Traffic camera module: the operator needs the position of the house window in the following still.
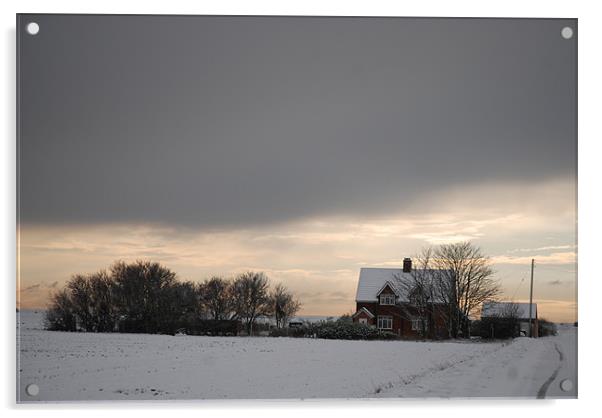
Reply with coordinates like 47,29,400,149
377,315,393,330
411,318,428,331
379,294,395,305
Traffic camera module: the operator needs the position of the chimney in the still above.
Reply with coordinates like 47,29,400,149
403,258,412,273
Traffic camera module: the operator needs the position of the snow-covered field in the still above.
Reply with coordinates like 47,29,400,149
17,310,577,402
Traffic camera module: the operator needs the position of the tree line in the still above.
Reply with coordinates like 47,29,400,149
45,260,301,336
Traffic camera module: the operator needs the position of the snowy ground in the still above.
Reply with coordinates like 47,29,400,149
17,310,577,402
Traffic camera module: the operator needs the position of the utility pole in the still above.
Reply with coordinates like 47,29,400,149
528,258,535,337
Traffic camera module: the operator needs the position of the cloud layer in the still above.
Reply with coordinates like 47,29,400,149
19,16,576,227
18,178,577,320
17,16,577,322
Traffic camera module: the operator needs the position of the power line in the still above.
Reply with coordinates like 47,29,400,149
531,264,575,273
510,275,526,301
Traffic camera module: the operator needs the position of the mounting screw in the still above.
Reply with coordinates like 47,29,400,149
560,379,573,392
26,383,39,397
26,22,40,35
561,27,573,40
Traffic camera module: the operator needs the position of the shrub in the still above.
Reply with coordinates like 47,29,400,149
267,321,398,340
270,320,399,340
269,328,289,337
538,318,558,337
314,321,398,340
117,318,242,336
44,289,77,331
479,317,519,339
469,319,482,337
377,330,399,340
269,326,308,338
336,314,353,323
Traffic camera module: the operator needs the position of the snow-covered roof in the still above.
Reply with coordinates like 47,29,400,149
481,302,537,320
352,307,375,319
355,268,445,302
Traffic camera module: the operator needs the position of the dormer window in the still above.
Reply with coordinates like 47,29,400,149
380,294,395,305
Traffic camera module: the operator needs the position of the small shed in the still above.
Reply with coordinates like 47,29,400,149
481,302,539,337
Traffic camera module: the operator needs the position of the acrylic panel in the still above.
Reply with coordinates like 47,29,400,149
16,14,577,402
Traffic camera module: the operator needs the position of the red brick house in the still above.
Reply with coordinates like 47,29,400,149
351,258,450,338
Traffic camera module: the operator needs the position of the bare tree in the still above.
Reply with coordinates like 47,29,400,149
61,270,119,332
67,274,95,331
394,247,439,338
200,276,233,320
231,272,271,335
433,242,500,338
269,283,301,329
45,288,77,331
111,260,178,333
44,260,223,334
158,280,202,330
88,270,118,332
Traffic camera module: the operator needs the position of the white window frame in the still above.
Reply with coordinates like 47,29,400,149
379,294,396,305
411,318,428,331
377,315,393,330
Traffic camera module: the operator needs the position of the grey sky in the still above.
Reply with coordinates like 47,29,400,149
18,15,576,227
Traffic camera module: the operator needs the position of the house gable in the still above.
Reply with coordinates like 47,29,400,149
355,267,448,303
376,282,399,297
352,307,375,319
355,268,406,302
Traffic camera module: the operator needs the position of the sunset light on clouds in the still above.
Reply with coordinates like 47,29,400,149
18,17,576,324
19,177,576,322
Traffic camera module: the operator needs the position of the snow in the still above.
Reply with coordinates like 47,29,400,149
355,268,410,302
355,268,447,302
380,325,577,399
17,310,577,402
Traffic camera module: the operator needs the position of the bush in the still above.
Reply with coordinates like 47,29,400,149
117,318,242,336
267,322,398,340
315,321,398,340
376,330,399,340
269,326,309,338
479,317,520,339
336,314,353,323
538,318,558,337
269,328,289,337
44,289,77,331
469,320,482,337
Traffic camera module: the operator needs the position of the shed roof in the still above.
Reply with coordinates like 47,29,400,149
481,302,537,320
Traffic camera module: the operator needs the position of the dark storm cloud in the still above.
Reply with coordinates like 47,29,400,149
18,15,576,227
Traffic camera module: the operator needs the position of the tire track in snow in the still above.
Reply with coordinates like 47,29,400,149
536,343,563,399
373,341,510,396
